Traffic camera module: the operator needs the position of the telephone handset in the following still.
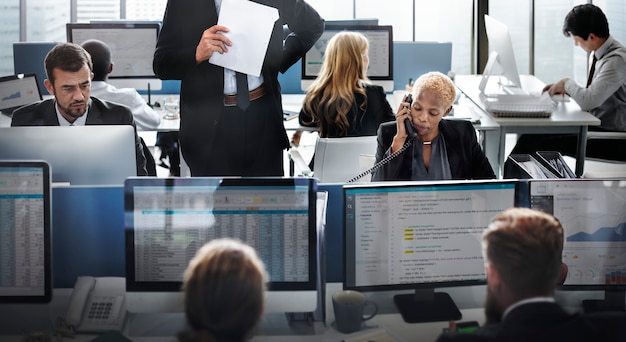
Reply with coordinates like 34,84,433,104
404,94,418,139
64,276,127,333
348,94,417,183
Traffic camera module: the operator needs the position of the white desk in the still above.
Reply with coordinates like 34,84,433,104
454,75,601,177
1,282,602,342
0,283,487,342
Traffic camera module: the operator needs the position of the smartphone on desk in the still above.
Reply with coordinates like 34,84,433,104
65,276,127,333
442,321,480,334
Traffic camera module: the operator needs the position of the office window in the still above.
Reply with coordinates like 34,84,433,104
414,1,473,74
534,0,586,85
26,2,69,42
76,0,119,22
0,0,20,76
355,0,412,41
125,0,167,20
490,0,531,76
305,0,353,21
595,0,626,48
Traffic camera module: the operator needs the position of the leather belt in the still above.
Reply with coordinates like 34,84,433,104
224,84,266,106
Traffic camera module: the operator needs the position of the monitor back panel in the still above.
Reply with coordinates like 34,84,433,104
313,136,378,183
0,126,136,185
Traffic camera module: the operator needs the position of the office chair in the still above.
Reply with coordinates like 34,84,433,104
289,136,378,183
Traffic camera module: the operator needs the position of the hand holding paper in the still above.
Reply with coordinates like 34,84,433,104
208,0,279,76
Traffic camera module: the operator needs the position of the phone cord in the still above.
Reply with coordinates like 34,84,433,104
347,139,413,183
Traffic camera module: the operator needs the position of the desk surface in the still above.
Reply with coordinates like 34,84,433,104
0,283,486,342
455,74,600,127
454,74,600,177
1,281,602,342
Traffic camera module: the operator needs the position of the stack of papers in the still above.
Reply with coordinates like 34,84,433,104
479,93,557,118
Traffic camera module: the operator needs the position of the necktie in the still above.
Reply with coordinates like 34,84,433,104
586,54,597,88
236,71,250,110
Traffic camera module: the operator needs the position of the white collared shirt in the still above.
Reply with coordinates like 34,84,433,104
55,100,88,126
214,0,264,94
502,296,556,320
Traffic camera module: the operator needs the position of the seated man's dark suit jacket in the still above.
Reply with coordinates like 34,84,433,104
436,302,626,342
11,97,148,176
371,119,495,181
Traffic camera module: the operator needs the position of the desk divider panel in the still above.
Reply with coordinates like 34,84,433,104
52,186,125,288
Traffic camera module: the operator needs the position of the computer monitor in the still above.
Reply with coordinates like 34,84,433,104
66,22,162,90
301,25,393,92
528,179,626,312
0,160,52,303
124,177,318,314
0,126,137,186
344,179,519,323
13,42,58,94
0,73,43,116
480,15,524,94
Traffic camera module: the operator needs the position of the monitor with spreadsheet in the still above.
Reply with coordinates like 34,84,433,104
66,21,162,90
301,25,393,92
124,177,318,313
344,179,519,323
0,161,51,303
528,179,626,312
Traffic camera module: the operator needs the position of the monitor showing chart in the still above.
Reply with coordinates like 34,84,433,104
528,179,626,311
124,177,318,314
0,161,51,303
301,25,393,92
0,73,43,115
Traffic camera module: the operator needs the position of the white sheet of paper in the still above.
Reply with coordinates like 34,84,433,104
208,0,279,77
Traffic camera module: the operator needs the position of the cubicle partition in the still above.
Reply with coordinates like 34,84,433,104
277,41,453,95
52,185,125,288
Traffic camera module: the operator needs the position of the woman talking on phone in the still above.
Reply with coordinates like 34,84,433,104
371,72,495,181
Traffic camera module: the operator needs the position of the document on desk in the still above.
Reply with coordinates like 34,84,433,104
208,0,279,76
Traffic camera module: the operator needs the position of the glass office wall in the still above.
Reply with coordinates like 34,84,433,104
1,1,625,87
489,0,531,76
0,0,20,76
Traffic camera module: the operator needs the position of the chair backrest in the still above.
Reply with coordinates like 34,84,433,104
313,136,378,183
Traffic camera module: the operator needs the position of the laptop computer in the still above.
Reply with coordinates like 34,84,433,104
0,73,43,116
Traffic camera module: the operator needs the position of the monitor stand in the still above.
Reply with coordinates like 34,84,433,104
582,290,626,313
394,288,462,323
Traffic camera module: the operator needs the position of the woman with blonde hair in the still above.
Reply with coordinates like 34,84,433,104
372,71,495,181
298,31,394,138
178,238,267,342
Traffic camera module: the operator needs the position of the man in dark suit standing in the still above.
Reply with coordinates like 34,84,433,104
154,0,323,176
11,42,148,176
436,207,625,342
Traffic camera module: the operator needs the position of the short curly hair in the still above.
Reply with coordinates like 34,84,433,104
412,71,456,109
